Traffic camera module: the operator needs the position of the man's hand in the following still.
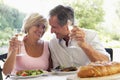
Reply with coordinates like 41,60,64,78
70,26,86,47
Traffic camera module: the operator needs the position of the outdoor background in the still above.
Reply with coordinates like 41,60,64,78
0,0,120,62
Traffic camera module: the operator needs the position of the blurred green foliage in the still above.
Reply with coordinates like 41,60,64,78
0,4,25,30
0,2,26,47
65,0,120,48
70,0,104,29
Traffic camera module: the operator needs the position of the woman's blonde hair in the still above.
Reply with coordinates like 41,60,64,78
22,13,48,34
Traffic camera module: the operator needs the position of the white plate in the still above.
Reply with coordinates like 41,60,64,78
9,72,49,79
67,73,120,80
52,70,77,75
10,74,41,79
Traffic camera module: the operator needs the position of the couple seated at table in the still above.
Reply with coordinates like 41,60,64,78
2,5,110,76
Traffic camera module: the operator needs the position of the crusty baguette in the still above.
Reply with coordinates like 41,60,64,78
77,61,120,78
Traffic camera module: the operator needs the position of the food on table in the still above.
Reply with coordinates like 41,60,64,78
16,69,44,76
77,61,120,78
61,67,77,72
55,66,77,72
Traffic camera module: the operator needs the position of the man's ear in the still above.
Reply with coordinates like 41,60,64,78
67,20,72,26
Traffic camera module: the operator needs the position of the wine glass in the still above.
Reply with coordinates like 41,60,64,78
68,24,79,49
15,30,26,56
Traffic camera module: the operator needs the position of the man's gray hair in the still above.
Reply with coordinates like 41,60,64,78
49,5,74,26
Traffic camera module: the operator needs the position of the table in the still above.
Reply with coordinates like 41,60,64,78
4,73,120,80
5,72,120,80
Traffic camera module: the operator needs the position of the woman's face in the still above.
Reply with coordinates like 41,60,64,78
28,24,45,40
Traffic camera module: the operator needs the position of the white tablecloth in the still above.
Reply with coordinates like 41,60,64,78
5,74,74,80
5,74,120,80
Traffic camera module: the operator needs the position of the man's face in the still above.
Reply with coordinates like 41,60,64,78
49,16,69,39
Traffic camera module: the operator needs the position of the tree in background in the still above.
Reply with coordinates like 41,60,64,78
116,0,120,19
63,0,120,48
115,0,120,37
69,0,104,29
0,4,25,30
0,2,25,47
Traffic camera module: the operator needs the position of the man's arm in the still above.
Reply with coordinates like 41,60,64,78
80,42,109,62
71,27,110,62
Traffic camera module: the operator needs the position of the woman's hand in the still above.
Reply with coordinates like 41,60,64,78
9,35,20,54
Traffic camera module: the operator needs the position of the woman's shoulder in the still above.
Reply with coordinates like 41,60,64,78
38,39,49,44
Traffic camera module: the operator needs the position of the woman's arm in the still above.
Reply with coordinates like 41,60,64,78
3,36,19,75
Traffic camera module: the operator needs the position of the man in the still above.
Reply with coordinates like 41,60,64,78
49,5,110,68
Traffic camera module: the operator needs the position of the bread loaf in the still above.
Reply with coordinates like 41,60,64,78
77,61,120,78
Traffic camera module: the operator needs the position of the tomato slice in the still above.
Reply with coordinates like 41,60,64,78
21,72,28,76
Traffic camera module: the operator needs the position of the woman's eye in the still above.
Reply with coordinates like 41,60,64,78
36,24,45,29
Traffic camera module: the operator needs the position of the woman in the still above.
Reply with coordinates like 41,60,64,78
3,13,52,75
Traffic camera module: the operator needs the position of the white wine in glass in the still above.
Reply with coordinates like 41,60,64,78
17,31,26,56
68,25,79,49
